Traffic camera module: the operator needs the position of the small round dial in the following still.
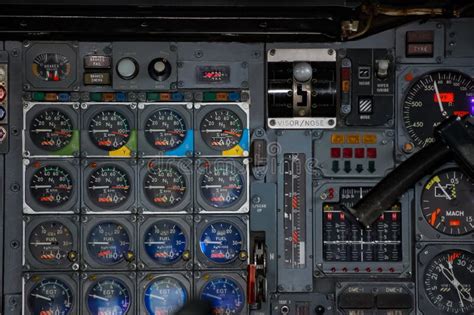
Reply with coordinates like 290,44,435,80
402,70,474,148
32,53,71,82
200,163,244,208
143,220,187,264
30,165,74,208
423,249,474,314
29,110,73,151
29,221,74,266
88,110,131,151
144,277,187,315
200,277,245,314
87,165,131,209
87,222,131,265
144,109,187,151
144,163,187,209
200,109,243,151
87,278,131,315
422,169,473,235
28,278,73,315
199,222,243,264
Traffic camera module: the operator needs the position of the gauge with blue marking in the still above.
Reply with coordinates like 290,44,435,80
28,278,73,315
200,163,244,208
143,220,187,264
143,276,187,315
87,222,131,265
145,109,187,151
87,278,131,315
200,277,244,314
199,221,243,264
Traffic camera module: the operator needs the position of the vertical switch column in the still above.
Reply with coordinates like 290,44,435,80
0,57,8,153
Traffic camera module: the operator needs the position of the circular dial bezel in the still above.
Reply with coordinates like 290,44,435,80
86,277,131,315
200,108,244,151
144,109,187,152
29,109,74,152
27,277,75,315
88,110,132,152
142,220,187,265
29,165,74,208
86,221,132,266
199,276,245,314
198,221,244,264
142,276,188,314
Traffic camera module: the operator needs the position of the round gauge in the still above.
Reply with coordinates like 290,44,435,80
402,70,474,148
30,165,73,208
88,110,131,151
199,222,243,264
200,163,244,208
422,169,474,235
32,53,71,82
28,278,73,315
87,165,131,209
200,277,245,314
29,221,74,266
29,109,73,152
423,249,474,314
144,109,187,151
87,222,131,265
144,277,187,315
87,278,131,315
144,163,187,209
143,220,187,264
200,109,244,151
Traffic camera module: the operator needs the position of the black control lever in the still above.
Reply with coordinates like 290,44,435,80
344,115,474,228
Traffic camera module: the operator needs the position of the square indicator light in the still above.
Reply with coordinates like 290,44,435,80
342,148,353,158
330,148,341,158
367,148,377,159
355,148,365,158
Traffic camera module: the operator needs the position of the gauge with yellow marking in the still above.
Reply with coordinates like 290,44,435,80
421,168,473,235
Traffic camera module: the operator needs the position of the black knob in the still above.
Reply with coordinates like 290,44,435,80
148,58,171,82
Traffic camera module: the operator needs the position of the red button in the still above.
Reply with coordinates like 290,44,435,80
0,86,6,102
330,147,341,158
342,148,353,158
367,148,377,158
355,148,364,158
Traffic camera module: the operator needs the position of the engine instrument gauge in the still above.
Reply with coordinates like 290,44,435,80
32,53,71,82
144,163,187,209
143,277,187,314
199,222,243,264
423,249,474,314
87,222,131,265
143,220,187,264
200,109,243,151
144,109,187,151
421,168,473,236
87,165,131,209
200,163,244,209
88,110,131,151
29,110,73,152
87,278,131,315
30,165,73,208
402,70,474,148
200,277,244,314
28,278,73,315
29,221,74,266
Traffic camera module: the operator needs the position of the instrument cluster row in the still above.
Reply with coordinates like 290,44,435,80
23,102,250,158
23,158,249,214
24,215,249,271
24,271,248,315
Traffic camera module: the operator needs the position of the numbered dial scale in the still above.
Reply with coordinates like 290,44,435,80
29,165,74,208
86,278,131,315
422,249,474,314
200,109,243,151
143,276,188,314
29,109,74,152
199,277,245,314
402,70,474,148
28,278,74,315
144,109,187,151
86,221,132,265
142,220,188,265
199,221,244,264
32,53,71,82
87,165,132,210
88,110,131,151
421,169,474,235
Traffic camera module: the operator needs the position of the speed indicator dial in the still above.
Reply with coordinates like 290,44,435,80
87,222,131,265
200,109,243,151
88,110,131,151
423,250,474,314
422,169,473,235
200,163,244,209
29,110,74,151
144,163,187,209
144,109,187,151
28,278,73,315
402,70,473,148
87,166,131,209
30,165,73,208
29,221,74,266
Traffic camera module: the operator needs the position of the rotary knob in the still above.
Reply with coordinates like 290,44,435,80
148,58,171,82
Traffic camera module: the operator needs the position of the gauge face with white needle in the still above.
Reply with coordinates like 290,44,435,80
87,165,131,209
30,165,74,208
421,169,473,235
402,70,473,148
200,162,244,208
87,222,131,265
144,109,187,151
199,222,243,264
423,250,474,314
144,163,187,209
143,277,187,314
200,109,243,151
28,278,73,315
143,220,187,264
87,278,131,315
29,110,74,151
29,221,74,266
88,110,131,151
